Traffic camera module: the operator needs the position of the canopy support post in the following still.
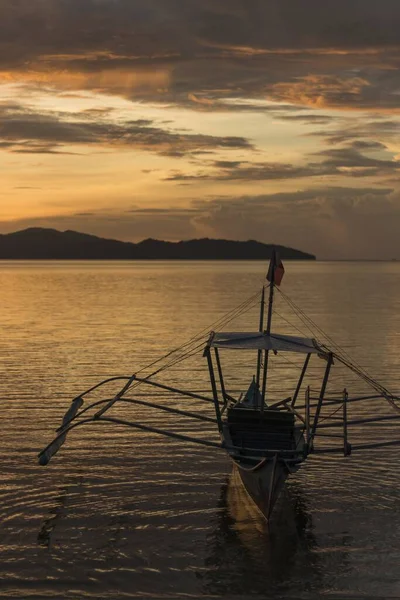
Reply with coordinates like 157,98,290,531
214,348,227,409
206,348,223,432
310,352,333,446
292,353,311,407
343,388,351,456
305,385,311,447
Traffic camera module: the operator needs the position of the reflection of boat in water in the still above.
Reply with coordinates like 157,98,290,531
226,467,308,539
202,471,322,596
39,252,400,523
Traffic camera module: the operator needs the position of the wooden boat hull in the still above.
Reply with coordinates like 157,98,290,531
224,406,305,520
233,455,295,521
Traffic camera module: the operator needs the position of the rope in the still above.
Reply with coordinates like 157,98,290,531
133,289,262,379
67,287,263,423
270,352,322,381
276,287,400,413
137,290,262,380
277,287,370,377
272,308,310,338
317,401,344,423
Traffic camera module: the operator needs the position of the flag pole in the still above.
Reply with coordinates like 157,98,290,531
266,255,275,336
255,285,265,398
261,250,276,410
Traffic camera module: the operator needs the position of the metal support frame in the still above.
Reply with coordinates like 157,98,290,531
310,352,333,443
206,348,223,432
292,353,311,407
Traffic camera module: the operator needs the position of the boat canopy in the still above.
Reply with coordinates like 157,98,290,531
209,332,327,356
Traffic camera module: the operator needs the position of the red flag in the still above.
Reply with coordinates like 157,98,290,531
266,249,285,286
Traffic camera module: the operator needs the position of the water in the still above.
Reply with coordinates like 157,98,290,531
0,260,400,599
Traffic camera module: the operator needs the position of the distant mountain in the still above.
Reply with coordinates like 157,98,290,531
0,228,316,260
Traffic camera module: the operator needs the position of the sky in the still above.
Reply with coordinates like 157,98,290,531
0,0,399,259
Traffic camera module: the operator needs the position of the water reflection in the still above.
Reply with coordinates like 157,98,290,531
1,261,400,598
37,487,67,549
204,468,350,597
37,477,84,549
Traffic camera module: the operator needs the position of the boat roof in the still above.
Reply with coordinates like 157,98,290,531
209,332,327,356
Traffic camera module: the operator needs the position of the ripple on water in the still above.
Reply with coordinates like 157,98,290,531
1,261,400,598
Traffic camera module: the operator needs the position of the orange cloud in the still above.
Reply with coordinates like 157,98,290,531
0,66,171,96
188,93,214,106
270,75,371,109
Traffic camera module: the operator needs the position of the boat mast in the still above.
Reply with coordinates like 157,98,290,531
261,250,276,410
255,286,265,397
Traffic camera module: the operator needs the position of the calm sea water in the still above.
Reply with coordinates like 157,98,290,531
0,260,399,599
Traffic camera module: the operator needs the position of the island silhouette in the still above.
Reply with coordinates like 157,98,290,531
0,228,315,260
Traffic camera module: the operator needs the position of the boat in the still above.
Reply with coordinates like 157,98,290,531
38,252,400,522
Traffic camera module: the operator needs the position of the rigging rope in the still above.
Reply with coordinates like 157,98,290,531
273,352,323,381
136,289,262,378
272,308,311,338
277,287,369,375
72,287,264,420
70,281,400,422
276,287,400,413
132,288,262,380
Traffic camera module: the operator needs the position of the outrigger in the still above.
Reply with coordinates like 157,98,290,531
39,252,400,521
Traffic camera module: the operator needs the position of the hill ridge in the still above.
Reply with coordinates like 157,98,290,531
0,228,316,260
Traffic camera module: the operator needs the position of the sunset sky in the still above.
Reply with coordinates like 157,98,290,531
0,0,399,259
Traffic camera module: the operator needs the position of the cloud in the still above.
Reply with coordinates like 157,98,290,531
164,144,400,182
191,186,400,259
274,113,338,125
312,119,400,146
165,161,326,182
313,147,400,177
1,185,399,259
13,186,42,189
269,75,371,109
0,208,201,243
350,140,387,151
1,1,399,263
0,102,252,155
0,1,399,111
